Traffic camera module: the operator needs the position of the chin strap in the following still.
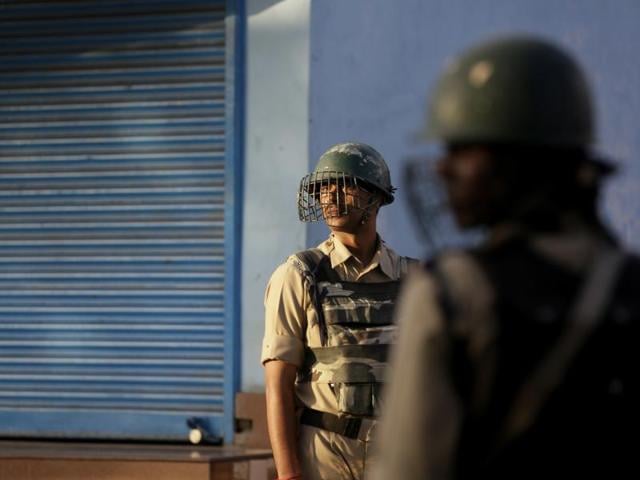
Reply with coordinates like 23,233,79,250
357,196,381,225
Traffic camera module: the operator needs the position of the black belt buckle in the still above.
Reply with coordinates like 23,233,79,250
343,417,362,439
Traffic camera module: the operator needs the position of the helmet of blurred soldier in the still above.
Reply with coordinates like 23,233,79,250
409,36,615,233
424,35,594,148
297,142,396,222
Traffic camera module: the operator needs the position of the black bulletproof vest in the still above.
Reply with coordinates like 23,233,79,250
441,242,640,479
294,248,402,417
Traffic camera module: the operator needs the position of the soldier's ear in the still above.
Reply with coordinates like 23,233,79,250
375,194,383,213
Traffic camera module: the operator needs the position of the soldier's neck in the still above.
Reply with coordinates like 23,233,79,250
331,224,379,266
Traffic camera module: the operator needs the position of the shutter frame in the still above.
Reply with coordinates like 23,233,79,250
0,0,238,441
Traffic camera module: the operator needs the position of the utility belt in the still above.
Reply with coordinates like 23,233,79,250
300,407,378,442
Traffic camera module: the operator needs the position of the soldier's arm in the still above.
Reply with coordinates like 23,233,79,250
261,261,308,479
265,360,301,479
373,267,462,479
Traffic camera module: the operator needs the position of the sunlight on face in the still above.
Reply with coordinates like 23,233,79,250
319,181,374,218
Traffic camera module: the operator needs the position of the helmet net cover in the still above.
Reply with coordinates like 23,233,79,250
297,170,379,222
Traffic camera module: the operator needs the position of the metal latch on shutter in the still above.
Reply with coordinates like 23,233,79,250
187,417,223,445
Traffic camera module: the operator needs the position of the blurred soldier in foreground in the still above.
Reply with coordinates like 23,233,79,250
374,36,639,479
262,142,415,480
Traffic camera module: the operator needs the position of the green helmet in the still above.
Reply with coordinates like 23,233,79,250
297,142,396,222
425,36,594,147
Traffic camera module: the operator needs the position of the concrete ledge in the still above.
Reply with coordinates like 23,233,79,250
0,441,274,480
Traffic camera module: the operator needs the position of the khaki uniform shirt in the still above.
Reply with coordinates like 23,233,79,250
262,234,410,416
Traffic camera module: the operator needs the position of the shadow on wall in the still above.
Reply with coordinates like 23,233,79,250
247,0,287,16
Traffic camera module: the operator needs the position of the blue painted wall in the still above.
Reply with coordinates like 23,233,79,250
308,0,640,258
241,0,640,390
242,0,310,391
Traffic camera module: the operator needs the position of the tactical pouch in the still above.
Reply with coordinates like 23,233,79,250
335,382,382,417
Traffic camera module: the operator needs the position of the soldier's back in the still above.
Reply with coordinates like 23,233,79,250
453,239,640,478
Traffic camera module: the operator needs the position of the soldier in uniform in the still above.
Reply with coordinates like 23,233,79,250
374,36,639,479
262,142,414,480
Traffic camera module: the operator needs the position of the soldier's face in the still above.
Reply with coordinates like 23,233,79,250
437,145,504,227
319,182,378,230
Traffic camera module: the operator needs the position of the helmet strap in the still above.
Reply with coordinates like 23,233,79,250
356,195,381,225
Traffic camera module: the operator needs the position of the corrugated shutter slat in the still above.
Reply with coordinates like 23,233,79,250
0,0,229,439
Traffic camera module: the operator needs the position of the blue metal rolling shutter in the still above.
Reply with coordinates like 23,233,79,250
0,0,234,440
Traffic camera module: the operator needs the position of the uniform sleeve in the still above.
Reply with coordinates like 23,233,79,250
372,268,462,480
261,260,308,368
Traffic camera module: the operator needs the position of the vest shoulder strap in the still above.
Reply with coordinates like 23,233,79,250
498,246,627,446
291,248,324,276
291,248,332,345
291,248,341,284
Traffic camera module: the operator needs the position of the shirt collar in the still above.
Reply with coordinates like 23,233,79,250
326,234,353,268
327,234,395,278
376,239,395,278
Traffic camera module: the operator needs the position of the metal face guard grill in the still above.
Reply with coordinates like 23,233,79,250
403,158,445,247
297,171,362,222
403,156,484,253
